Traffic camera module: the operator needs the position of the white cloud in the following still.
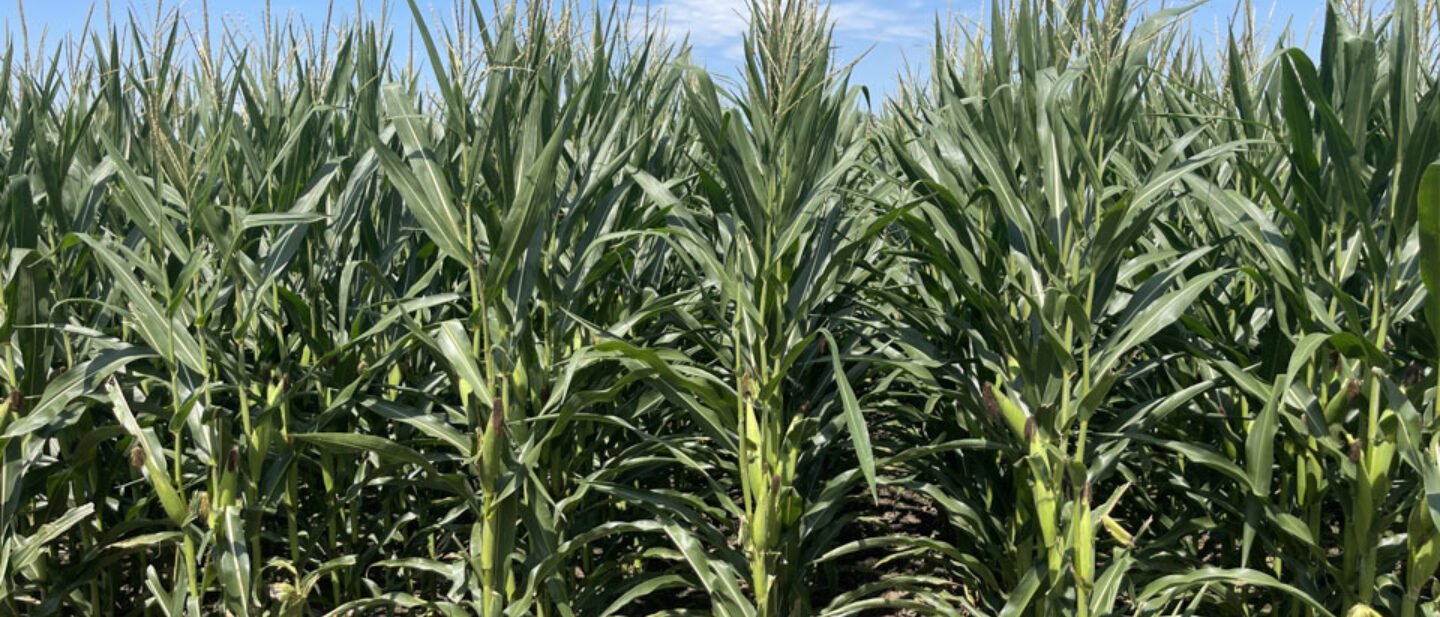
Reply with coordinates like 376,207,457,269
654,0,750,49
652,0,929,58
829,2,929,43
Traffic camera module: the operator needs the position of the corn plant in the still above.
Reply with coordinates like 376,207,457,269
880,0,1440,616
883,2,1251,614
1,0,1439,616
616,2,906,614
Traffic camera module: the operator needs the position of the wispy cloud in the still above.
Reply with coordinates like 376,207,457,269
653,0,749,48
829,2,930,43
652,0,930,59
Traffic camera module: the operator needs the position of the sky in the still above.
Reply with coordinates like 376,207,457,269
2,0,1327,97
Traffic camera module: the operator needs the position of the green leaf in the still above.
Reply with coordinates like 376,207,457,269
430,320,491,411
216,506,252,617
372,88,471,266
820,330,876,500
997,563,1043,617
10,503,94,571
1419,163,1440,349
1137,567,1333,617
106,380,188,524
2,346,156,438
292,433,440,478
1094,269,1230,377
74,234,206,374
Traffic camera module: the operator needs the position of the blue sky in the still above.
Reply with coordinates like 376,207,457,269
3,0,1326,96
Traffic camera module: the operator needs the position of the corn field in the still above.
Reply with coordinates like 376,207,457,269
2,0,1440,615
